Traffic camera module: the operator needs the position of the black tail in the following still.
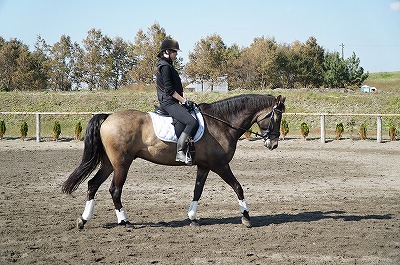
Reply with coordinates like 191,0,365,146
62,113,110,194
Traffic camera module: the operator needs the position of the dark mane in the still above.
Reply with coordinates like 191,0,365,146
198,94,276,117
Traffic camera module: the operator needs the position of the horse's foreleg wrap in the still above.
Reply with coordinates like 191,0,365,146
188,201,198,220
115,207,129,224
238,199,249,213
82,199,95,220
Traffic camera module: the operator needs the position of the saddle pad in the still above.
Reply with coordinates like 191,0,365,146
148,108,205,143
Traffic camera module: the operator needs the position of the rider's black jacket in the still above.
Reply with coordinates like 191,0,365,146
156,58,183,107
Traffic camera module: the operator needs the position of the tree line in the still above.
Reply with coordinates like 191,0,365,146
0,23,368,91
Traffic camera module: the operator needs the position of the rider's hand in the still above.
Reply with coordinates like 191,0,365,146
183,99,195,110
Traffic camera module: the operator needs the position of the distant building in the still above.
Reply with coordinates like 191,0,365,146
361,85,377,93
186,76,228,92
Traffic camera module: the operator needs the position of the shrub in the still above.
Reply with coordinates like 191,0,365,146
53,121,61,141
20,122,28,140
300,122,309,139
0,120,6,139
335,122,344,140
359,123,367,140
280,119,289,140
389,124,397,141
74,121,83,140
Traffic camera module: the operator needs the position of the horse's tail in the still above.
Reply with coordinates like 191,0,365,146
62,113,110,194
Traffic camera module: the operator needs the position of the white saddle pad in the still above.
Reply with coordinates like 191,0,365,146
148,107,205,143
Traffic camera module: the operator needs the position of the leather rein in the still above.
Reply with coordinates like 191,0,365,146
200,106,282,139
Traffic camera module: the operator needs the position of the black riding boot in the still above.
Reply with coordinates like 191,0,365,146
176,132,192,165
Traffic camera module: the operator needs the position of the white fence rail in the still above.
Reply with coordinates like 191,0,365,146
1,112,400,143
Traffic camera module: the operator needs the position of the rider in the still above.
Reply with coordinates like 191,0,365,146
156,39,198,165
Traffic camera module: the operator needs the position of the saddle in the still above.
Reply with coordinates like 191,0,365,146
148,106,205,143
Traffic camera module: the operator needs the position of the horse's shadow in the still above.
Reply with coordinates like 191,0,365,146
102,210,393,229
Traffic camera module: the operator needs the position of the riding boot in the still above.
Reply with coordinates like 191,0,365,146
176,132,192,165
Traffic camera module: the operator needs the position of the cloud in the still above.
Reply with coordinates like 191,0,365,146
390,1,400,11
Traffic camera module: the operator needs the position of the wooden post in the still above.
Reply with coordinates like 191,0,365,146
320,114,326,143
377,116,382,143
36,113,41,142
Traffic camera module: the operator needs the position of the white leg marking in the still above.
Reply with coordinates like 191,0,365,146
81,199,95,220
115,207,129,223
188,201,198,220
238,199,250,213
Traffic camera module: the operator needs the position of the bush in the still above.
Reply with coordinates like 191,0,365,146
74,121,83,140
280,119,289,140
53,121,61,141
335,122,344,140
389,124,397,141
359,123,367,140
20,122,28,140
0,120,6,139
300,122,310,139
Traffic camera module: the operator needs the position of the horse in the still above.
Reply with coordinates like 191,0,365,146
62,94,286,229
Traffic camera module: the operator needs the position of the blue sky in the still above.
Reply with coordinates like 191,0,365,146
0,0,399,73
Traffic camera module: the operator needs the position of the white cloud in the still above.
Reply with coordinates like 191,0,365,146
390,1,400,11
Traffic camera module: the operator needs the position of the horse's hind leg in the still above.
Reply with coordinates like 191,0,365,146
109,165,133,228
213,164,252,228
77,158,113,229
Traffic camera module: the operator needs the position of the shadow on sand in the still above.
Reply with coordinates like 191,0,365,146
102,210,393,229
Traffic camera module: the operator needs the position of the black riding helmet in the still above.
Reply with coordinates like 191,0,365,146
160,39,180,53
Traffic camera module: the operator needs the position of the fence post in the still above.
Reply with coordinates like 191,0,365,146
320,114,326,143
36,113,41,142
377,116,382,143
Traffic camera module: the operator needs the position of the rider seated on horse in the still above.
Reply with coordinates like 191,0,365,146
156,39,198,165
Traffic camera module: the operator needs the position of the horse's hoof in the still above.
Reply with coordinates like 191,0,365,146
189,219,200,226
241,217,252,228
76,218,86,229
119,220,134,229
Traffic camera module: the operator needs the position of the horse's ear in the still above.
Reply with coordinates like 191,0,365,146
276,95,285,105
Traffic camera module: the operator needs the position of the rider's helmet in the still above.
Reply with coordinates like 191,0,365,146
160,39,180,52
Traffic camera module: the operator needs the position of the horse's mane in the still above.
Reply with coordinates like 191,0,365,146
199,94,276,118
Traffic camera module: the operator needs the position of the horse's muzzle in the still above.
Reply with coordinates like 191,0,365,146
264,138,278,150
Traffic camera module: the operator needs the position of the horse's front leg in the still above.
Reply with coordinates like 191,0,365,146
213,164,252,228
188,165,210,226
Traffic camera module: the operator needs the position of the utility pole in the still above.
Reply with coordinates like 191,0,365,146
340,43,345,59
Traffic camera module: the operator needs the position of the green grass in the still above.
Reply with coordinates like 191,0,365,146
364,71,400,92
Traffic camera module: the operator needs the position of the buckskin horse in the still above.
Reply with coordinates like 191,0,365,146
62,94,285,228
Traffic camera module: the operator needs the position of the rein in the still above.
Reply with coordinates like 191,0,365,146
200,109,276,139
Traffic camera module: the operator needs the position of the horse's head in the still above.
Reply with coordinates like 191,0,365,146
257,95,286,150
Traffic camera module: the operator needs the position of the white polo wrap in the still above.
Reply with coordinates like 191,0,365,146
115,207,129,223
238,199,249,213
82,199,95,220
188,201,198,220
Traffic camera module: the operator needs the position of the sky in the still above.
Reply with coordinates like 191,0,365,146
0,0,399,73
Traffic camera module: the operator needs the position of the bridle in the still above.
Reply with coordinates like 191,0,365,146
257,105,282,140
201,105,282,141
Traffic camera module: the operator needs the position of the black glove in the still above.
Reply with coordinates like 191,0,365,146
183,99,195,110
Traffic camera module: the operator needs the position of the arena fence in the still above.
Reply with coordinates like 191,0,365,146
0,112,399,143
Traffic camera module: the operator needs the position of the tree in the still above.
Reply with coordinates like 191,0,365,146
107,37,134,89
31,35,49,90
128,23,169,84
81,28,110,90
47,35,74,91
0,39,26,91
323,51,348,88
185,34,227,90
346,52,369,87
